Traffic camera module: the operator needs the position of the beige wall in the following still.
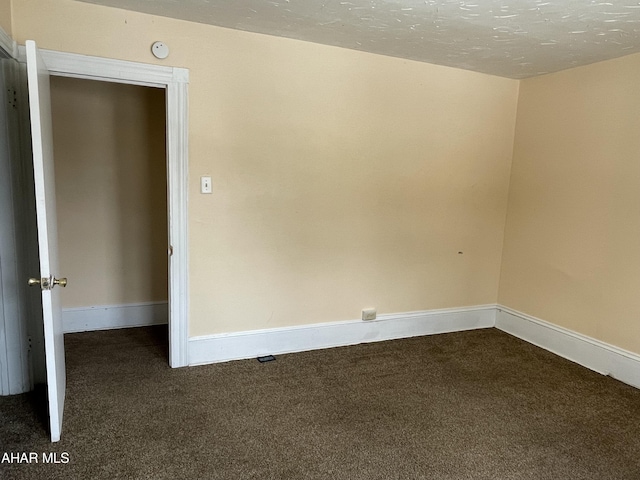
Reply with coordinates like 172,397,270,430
0,0,10,36
50,76,167,308
499,53,640,355
14,0,519,336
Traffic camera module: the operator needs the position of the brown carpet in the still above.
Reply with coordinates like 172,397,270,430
1,326,640,479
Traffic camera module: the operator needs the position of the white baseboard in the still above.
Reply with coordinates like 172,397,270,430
188,305,496,366
65,299,638,390
63,302,168,334
496,305,640,390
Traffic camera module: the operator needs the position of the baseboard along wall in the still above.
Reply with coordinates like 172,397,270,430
190,304,640,390
62,302,168,334
495,305,640,390
188,306,497,365
63,301,640,390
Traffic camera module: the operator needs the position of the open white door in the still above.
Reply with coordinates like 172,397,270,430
25,40,66,443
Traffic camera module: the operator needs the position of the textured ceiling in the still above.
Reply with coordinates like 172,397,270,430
76,0,640,78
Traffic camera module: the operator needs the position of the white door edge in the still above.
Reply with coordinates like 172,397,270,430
26,40,66,442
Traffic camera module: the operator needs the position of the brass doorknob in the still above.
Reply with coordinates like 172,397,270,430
28,277,67,288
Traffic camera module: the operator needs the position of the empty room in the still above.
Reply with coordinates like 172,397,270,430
1,0,639,478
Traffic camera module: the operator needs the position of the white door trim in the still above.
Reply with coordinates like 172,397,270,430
0,26,17,59
19,47,190,367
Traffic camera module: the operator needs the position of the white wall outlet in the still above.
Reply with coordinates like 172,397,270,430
200,176,212,194
362,308,377,321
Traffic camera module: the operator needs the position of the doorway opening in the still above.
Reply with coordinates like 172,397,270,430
50,77,170,361
7,44,187,442
29,48,190,370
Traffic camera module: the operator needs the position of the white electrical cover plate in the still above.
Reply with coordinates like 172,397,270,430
362,308,377,321
151,41,169,59
200,176,212,194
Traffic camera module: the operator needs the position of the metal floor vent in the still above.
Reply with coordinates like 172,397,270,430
257,355,276,363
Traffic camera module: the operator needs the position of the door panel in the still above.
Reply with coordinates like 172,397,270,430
26,39,66,443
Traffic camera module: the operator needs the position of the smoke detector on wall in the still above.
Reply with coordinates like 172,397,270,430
151,41,169,59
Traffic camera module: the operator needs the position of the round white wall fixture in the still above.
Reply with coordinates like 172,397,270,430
151,41,169,59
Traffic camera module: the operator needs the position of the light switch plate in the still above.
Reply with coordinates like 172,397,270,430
200,176,212,194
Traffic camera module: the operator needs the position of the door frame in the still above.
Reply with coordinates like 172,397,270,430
0,33,30,396
0,27,17,59
18,47,190,368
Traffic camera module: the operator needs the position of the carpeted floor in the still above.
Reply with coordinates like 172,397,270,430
1,326,640,479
